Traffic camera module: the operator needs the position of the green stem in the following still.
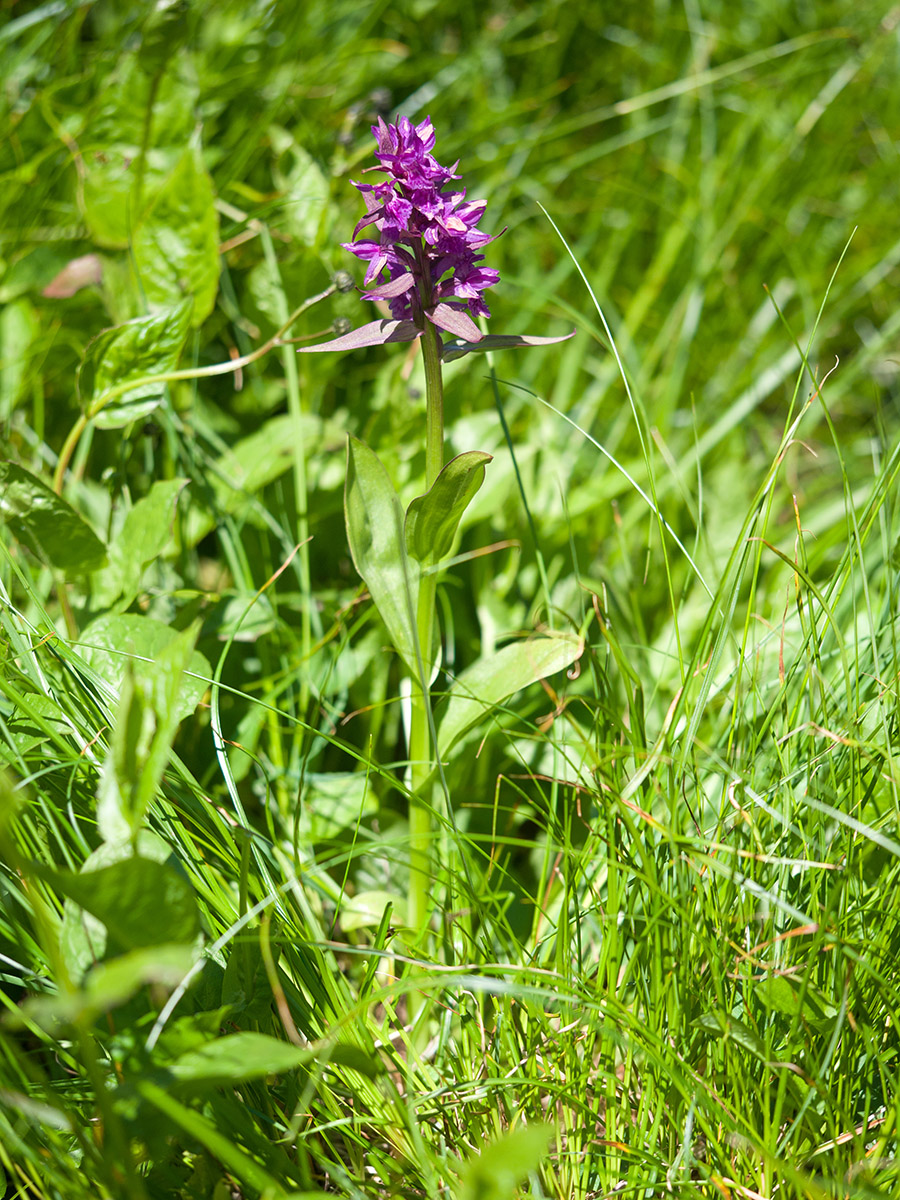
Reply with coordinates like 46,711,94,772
407,320,444,1029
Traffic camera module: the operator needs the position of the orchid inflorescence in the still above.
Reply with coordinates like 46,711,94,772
346,115,499,342
299,115,574,360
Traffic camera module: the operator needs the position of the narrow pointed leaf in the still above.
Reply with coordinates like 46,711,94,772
441,328,577,362
426,303,483,341
297,318,421,353
344,437,420,674
437,631,582,759
405,450,492,565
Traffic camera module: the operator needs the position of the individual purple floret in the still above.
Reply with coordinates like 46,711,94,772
341,115,500,342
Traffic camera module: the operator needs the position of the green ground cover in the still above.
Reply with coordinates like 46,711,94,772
2,1,900,1196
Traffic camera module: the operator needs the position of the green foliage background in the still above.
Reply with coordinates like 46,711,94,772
2,1,900,1197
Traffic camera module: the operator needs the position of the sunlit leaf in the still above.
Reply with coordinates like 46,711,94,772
132,146,220,325
272,130,331,247
93,477,188,608
37,855,201,952
96,622,201,843
405,450,492,565
76,613,210,721
457,1124,553,1200
77,299,192,428
437,632,582,759
344,436,420,675
0,460,107,571
0,298,39,414
168,1031,381,1085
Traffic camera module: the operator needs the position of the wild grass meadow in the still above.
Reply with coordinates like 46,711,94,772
2,2,900,1197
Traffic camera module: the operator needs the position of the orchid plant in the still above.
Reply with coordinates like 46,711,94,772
299,116,577,1024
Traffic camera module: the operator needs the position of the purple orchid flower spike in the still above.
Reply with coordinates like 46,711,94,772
298,115,574,356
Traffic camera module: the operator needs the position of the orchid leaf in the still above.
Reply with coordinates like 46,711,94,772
426,303,483,341
297,318,421,353
440,328,577,362
344,436,420,675
436,631,582,760
362,273,416,299
405,451,492,566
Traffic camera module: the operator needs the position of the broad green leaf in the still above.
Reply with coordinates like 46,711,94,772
77,613,210,722
81,145,158,247
0,460,107,572
132,146,220,325
39,855,201,953
344,436,420,675
339,890,408,933
0,297,39,415
96,622,201,843
170,1032,316,1084
77,299,192,428
405,450,492,565
437,632,582,760
299,772,377,840
61,831,173,978
693,1012,766,1059
168,1031,380,1085
204,592,277,642
17,944,195,1030
272,132,331,247
755,974,836,1021
93,477,188,607
457,1124,553,1200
